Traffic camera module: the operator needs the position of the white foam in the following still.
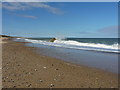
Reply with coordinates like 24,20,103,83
17,38,120,53
54,40,119,50
16,38,21,39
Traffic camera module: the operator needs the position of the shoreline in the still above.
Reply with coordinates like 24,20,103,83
33,46,118,74
26,41,118,74
2,39,118,88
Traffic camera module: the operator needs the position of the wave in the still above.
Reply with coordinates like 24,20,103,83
16,38,120,53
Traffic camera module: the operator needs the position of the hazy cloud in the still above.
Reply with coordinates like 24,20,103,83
0,2,2,7
77,26,118,38
79,26,118,35
3,0,41,2
98,26,118,35
2,2,64,15
78,31,95,35
12,13,38,19
2,0,119,2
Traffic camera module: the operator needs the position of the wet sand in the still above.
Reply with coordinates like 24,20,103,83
2,39,118,88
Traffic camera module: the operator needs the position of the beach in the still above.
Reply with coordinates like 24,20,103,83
2,39,118,88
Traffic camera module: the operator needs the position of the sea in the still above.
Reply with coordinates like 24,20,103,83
15,38,119,73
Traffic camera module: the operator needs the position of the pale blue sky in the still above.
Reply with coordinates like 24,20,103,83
2,2,118,38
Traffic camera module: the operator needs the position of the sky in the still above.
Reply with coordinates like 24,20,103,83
2,2,118,38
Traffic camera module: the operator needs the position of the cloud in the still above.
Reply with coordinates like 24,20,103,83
98,26,118,35
79,26,118,35
20,15,38,19
0,2,2,7
2,2,64,15
77,26,118,38
12,13,38,19
3,0,41,2
2,0,119,2
78,31,94,35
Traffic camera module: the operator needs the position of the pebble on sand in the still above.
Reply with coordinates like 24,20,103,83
39,80,43,82
43,67,47,69
58,74,61,76
26,84,32,87
13,86,16,88
50,84,54,87
55,69,59,70
28,72,31,74
34,69,37,71
54,78,57,81
6,77,8,79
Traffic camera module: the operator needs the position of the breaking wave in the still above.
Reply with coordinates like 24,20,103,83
16,38,120,53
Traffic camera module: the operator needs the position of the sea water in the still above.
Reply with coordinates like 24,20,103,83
15,38,119,73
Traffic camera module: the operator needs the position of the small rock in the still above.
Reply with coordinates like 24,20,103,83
54,78,57,81
6,77,8,79
96,78,98,80
50,84,54,87
58,74,61,76
17,64,21,66
43,67,47,69
8,80,10,82
55,69,59,70
3,80,5,82
34,69,37,71
39,80,43,82
13,86,16,88
11,79,14,82
27,84,32,87
26,82,28,84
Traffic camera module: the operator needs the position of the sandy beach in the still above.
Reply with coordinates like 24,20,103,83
2,39,118,88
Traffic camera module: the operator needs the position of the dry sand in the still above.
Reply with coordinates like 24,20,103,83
2,39,118,88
